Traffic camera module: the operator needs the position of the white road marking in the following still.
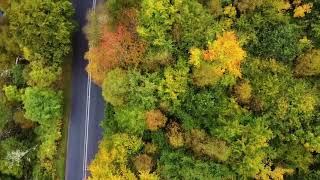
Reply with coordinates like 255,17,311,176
83,0,97,179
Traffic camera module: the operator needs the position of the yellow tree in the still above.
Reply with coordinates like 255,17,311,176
190,31,246,87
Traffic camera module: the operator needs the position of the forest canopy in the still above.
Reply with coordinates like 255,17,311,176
0,0,75,179
85,0,320,179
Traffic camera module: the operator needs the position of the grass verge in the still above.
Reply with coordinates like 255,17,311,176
56,52,73,180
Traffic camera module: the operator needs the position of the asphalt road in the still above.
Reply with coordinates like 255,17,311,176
65,0,105,179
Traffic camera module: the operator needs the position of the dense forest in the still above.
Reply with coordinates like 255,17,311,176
0,0,75,179
84,0,320,179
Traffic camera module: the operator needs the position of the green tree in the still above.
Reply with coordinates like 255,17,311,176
22,87,63,123
102,68,129,106
158,150,235,179
8,0,75,64
0,100,11,132
114,106,146,135
3,85,21,102
27,61,61,87
0,138,27,178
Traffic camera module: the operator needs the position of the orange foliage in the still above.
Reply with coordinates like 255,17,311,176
85,25,147,85
145,109,168,131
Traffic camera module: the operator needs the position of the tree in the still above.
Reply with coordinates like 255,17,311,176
158,150,235,179
185,129,230,161
243,10,301,63
8,0,75,64
166,122,185,148
88,133,143,180
0,138,27,178
85,26,147,85
114,106,146,135
3,85,21,102
102,68,129,106
27,61,61,87
22,87,63,124
137,0,176,51
191,31,246,87
145,109,167,131
158,59,189,109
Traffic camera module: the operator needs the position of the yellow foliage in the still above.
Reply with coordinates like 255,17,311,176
203,31,246,78
234,81,252,104
139,171,160,180
223,5,237,18
192,62,225,87
256,166,294,180
189,47,202,68
294,3,313,18
88,133,142,180
270,0,291,11
144,143,157,155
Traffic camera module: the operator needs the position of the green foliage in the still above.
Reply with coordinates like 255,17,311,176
102,68,129,106
11,64,26,87
137,0,175,51
89,0,320,179
158,59,189,109
27,61,61,87
114,106,146,135
240,10,301,62
158,150,235,179
0,138,27,178
126,71,159,110
0,100,11,132
3,85,21,102
8,0,75,64
172,0,218,51
106,0,140,25
22,87,63,124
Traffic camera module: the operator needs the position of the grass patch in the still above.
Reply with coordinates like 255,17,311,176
55,52,73,180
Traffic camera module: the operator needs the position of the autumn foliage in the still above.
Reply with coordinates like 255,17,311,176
191,31,246,87
85,25,147,85
145,109,168,131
